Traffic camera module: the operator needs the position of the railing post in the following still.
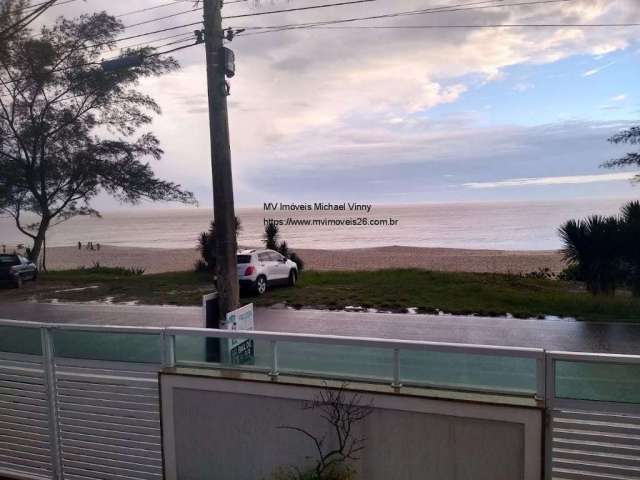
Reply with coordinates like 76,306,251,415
161,330,176,368
391,348,402,390
41,327,63,480
544,352,555,480
269,340,279,378
536,355,546,402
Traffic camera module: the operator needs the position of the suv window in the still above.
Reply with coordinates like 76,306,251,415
258,253,270,262
271,252,284,262
237,255,252,264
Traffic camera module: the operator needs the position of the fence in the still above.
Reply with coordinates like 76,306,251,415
0,319,638,480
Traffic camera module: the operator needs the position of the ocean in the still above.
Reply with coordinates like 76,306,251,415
0,198,634,251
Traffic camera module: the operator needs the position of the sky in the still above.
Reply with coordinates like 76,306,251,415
38,0,640,208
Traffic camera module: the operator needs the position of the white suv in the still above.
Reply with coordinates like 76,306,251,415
237,249,299,295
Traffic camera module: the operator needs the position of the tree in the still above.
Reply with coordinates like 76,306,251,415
273,384,373,480
559,215,620,295
0,10,195,265
0,1,59,47
619,201,640,296
196,217,242,274
603,127,640,178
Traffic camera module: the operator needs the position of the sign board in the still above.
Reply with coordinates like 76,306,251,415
222,304,254,365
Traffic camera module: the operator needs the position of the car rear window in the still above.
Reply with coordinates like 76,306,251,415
0,256,18,265
237,255,252,264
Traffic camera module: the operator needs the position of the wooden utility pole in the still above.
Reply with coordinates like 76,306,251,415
203,0,240,322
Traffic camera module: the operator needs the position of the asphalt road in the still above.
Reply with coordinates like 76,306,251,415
0,302,638,354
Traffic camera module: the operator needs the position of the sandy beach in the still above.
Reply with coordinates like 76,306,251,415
41,245,565,275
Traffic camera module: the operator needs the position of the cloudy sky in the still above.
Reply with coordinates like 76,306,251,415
41,0,640,208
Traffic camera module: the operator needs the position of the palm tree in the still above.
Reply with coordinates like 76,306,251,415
559,215,620,295
197,217,242,273
620,201,640,296
263,223,280,250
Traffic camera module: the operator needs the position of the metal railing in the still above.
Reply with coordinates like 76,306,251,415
0,318,639,480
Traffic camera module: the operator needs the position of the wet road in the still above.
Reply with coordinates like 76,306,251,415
0,302,638,354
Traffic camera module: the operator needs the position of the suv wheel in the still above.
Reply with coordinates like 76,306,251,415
288,270,297,287
255,276,267,295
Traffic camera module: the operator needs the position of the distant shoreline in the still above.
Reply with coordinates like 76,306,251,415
42,245,565,275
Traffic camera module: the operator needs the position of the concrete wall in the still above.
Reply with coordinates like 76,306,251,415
161,374,542,480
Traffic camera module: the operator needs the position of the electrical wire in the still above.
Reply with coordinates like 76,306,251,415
21,0,78,12
123,7,201,30
234,0,577,34
118,0,379,32
115,1,193,18
116,31,196,51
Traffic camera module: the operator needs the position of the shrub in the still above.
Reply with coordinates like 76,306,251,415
525,268,555,280
196,217,241,273
559,215,620,295
264,222,280,250
271,385,372,480
289,252,305,272
557,264,583,282
263,224,305,274
619,201,640,296
82,263,145,276
277,241,289,258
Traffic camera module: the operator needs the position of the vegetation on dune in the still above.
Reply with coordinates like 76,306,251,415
196,217,242,274
3,268,639,322
264,222,305,271
559,201,640,296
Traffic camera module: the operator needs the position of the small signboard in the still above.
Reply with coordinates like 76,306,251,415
222,304,254,365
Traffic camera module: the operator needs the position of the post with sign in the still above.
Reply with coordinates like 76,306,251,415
221,303,255,365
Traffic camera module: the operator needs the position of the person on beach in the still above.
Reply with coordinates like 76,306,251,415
97,243,101,251
78,241,82,250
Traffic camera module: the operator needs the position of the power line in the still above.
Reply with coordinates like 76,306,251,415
0,0,60,39
234,0,577,34
115,1,193,18
116,31,196,51
123,7,201,30
21,0,78,12
282,22,640,31
120,0,380,32
52,0,380,50
222,0,377,20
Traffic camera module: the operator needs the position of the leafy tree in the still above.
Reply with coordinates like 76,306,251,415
559,215,620,295
264,222,280,250
619,201,640,296
196,217,242,274
0,9,194,264
0,0,59,48
603,127,640,178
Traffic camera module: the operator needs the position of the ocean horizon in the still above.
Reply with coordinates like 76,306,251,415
0,197,635,251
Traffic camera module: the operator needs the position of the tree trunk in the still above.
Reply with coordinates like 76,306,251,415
29,218,50,266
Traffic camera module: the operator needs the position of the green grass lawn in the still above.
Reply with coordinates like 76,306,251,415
3,267,639,322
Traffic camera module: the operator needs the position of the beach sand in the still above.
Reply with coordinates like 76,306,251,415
42,245,565,275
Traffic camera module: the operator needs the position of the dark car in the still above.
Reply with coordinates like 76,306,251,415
0,254,37,288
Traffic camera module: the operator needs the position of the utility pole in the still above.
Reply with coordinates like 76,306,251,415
203,0,240,323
